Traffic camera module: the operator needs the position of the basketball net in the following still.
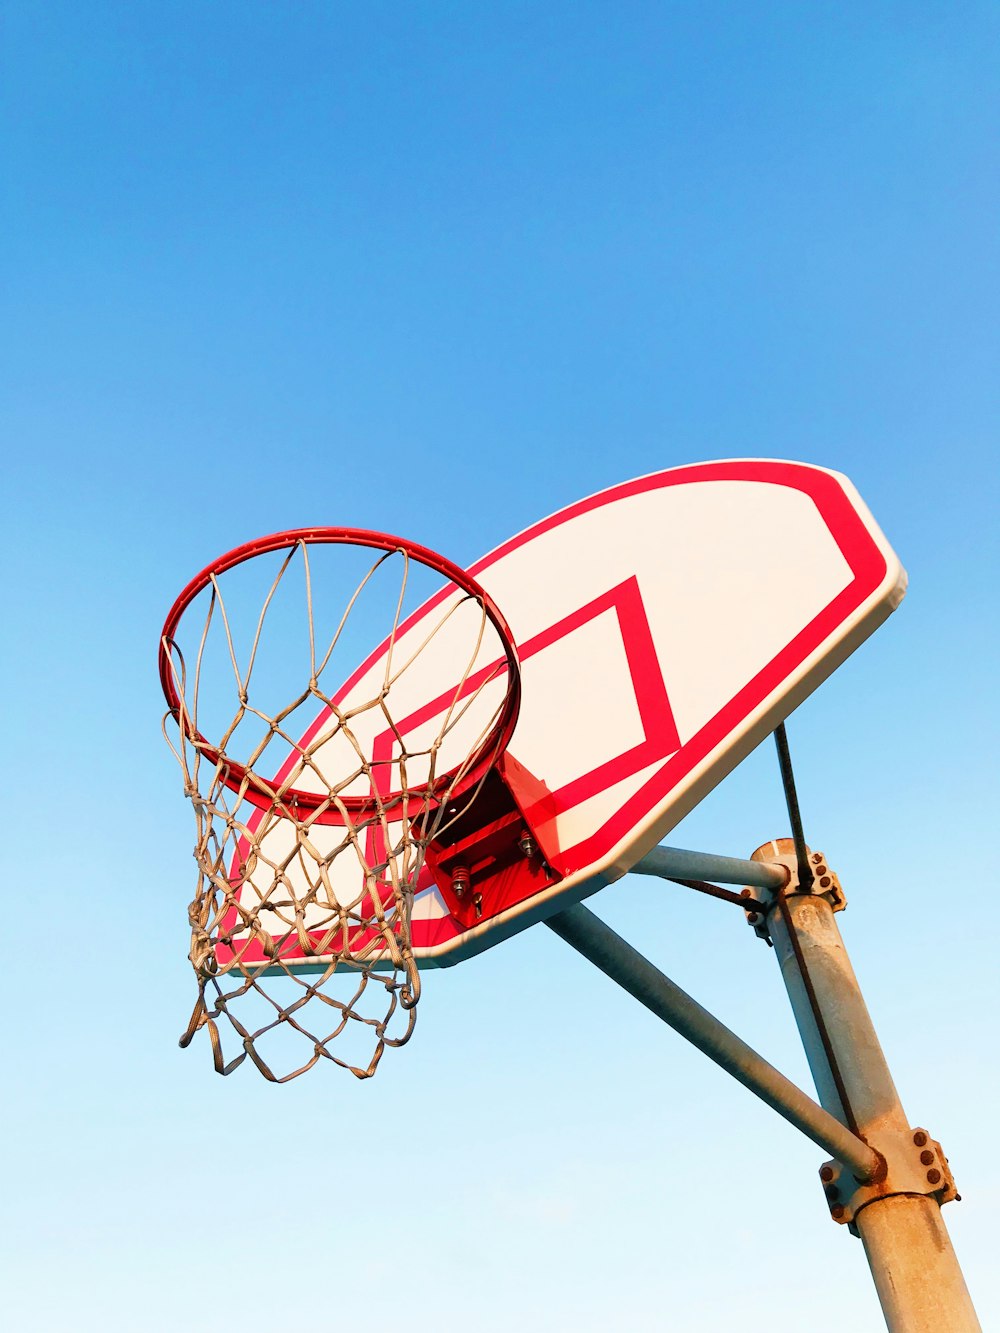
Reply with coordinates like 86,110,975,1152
160,532,519,1081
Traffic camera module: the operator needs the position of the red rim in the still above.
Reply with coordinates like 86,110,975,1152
159,527,521,818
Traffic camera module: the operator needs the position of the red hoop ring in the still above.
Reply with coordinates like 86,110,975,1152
159,527,521,818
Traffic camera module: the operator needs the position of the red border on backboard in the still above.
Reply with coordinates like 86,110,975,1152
472,461,888,876
222,460,893,962
219,575,680,964
368,575,680,822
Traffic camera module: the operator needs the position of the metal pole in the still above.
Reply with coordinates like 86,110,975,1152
546,902,881,1180
773,723,815,892
631,843,788,890
759,846,980,1333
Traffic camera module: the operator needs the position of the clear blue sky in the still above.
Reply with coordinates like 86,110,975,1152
1,4,997,1330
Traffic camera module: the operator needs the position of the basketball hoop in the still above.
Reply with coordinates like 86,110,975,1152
160,528,520,1082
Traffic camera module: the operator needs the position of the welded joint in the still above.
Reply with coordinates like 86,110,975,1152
819,1126,960,1236
742,840,846,945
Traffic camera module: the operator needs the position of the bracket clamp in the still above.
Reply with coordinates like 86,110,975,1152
742,840,845,945
819,1126,960,1235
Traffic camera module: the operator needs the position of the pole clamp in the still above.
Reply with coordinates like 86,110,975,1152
742,840,846,945
819,1126,960,1235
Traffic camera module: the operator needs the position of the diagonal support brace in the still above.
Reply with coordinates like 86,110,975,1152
546,901,881,1181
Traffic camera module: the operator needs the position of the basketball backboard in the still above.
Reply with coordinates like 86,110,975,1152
217,459,905,969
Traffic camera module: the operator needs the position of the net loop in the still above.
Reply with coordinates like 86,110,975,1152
160,529,519,1082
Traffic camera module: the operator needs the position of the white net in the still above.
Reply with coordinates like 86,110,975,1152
160,534,518,1081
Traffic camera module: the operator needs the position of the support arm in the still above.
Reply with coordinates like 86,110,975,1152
631,843,787,891
546,901,881,1181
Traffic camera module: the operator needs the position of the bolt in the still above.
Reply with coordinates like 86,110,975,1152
812,853,822,863
740,888,752,898
747,913,759,924
832,1205,845,1220
451,865,470,898
819,1165,835,1183
518,828,537,859
920,1149,935,1166
825,1185,840,1202
913,1131,928,1148
819,875,831,888
927,1169,941,1185
473,893,483,919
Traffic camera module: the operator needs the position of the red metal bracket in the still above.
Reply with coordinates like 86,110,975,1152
423,753,563,928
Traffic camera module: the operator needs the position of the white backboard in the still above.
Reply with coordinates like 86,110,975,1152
228,459,906,967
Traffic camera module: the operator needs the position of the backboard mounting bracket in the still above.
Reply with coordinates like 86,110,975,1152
423,753,563,928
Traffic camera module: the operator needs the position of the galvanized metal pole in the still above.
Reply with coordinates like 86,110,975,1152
546,901,881,1179
755,841,981,1333
632,843,788,891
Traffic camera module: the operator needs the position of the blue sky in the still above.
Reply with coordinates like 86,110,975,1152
1,4,997,1329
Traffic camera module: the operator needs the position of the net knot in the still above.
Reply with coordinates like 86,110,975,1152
189,929,219,978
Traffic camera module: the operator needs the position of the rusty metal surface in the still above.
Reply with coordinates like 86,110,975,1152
755,841,980,1332
820,1127,959,1229
672,876,769,912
